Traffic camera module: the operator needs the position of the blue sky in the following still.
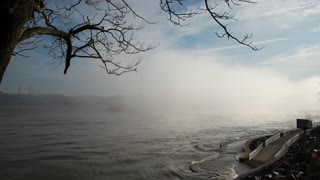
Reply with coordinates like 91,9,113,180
2,0,320,113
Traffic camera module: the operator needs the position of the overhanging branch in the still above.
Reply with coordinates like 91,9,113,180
19,26,69,42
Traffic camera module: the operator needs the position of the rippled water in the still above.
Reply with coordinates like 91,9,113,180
0,109,310,179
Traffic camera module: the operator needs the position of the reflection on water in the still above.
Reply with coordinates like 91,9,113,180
0,109,309,179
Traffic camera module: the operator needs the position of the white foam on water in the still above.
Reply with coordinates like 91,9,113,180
230,164,238,179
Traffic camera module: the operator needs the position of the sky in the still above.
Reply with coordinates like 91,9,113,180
2,0,320,113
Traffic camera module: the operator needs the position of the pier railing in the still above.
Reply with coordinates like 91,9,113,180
275,132,301,157
264,133,281,147
241,120,320,162
248,143,263,160
274,121,319,157
243,129,284,138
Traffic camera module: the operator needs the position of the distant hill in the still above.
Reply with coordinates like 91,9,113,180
0,92,132,112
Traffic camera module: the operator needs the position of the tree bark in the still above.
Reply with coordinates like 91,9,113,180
0,0,35,83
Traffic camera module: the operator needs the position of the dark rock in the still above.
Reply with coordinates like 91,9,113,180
296,152,313,163
287,174,297,180
295,171,303,178
264,173,272,179
272,170,280,177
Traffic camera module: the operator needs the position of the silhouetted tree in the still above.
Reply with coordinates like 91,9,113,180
0,0,258,83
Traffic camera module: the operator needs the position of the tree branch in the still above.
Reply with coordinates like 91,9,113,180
14,0,261,79
19,26,69,42
204,0,261,51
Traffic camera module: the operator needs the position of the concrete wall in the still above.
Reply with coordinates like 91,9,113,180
275,132,301,158
248,143,263,160
236,132,302,180
264,133,281,147
239,135,270,162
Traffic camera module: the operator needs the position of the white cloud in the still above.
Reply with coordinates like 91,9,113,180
260,45,320,76
311,25,320,32
199,37,288,52
237,0,320,29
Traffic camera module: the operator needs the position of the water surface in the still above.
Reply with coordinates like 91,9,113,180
0,108,311,179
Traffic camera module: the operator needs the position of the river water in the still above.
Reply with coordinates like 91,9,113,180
0,109,313,179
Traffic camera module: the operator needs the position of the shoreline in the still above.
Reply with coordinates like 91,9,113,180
236,127,320,179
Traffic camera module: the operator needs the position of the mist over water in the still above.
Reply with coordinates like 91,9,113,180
0,97,318,180
1,49,320,179
35,49,319,116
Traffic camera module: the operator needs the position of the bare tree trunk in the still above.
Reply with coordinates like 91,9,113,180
0,0,34,83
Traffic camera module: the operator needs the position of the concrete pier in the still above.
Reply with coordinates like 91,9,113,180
245,129,301,167
236,119,320,179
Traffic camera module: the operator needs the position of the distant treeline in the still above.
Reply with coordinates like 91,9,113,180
0,92,130,112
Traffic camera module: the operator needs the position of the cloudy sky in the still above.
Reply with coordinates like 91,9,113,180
2,0,320,113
